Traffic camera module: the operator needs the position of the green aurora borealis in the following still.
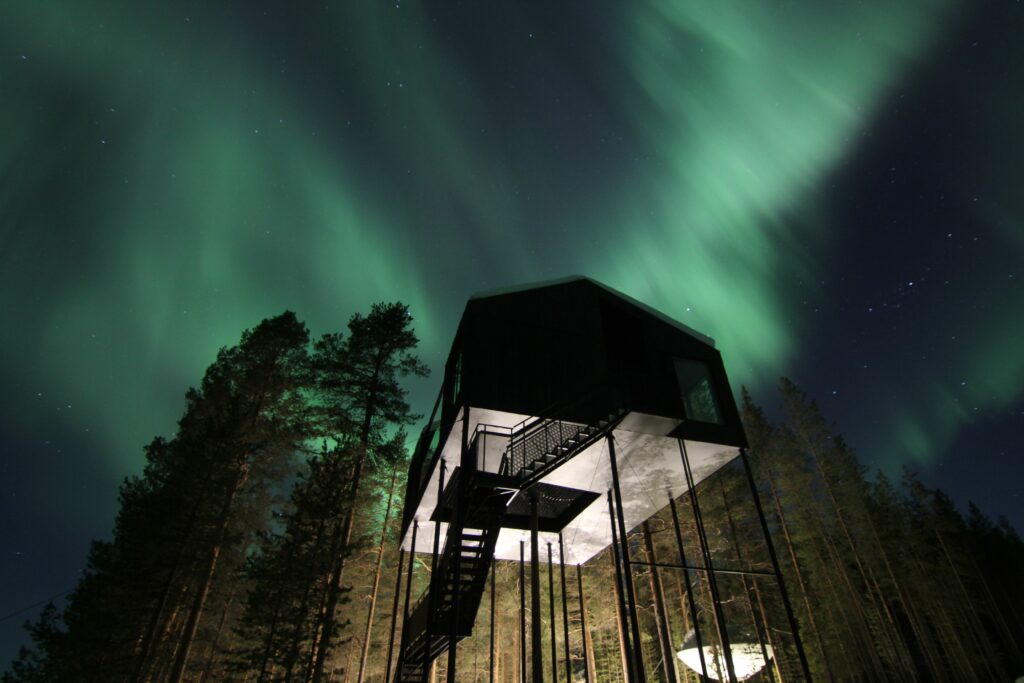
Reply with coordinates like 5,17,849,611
1,0,1022,659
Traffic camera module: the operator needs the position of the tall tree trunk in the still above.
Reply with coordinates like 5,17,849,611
493,619,501,683
763,465,834,681
168,465,247,683
579,568,596,683
279,535,323,680
356,467,398,683
311,353,385,682
967,553,1024,666
198,588,235,683
904,543,972,680
865,513,944,681
146,578,193,682
612,565,631,683
672,573,694,683
934,529,1003,680
299,462,356,679
751,577,783,683
133,481,210,683
821,529,885,680
305,574,333,680
811,551,854,674
256,541,306,683
642,523,677,683
718,481,773,683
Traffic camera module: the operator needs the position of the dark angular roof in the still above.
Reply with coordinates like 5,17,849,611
470,275,715,347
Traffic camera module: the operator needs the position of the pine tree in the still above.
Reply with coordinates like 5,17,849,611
307,302,428,681
355,446,404,683
5,313,314,683
232,442,358,682
166,312,312,683
12,342,1024,683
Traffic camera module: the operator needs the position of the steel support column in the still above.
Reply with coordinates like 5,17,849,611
447,409,473,683
667,497,709,682
520,541,527,683
642,521,678,683
530,496,543,682
385,547,405,683
446,476,461,683
558,534,571,683
608,491,635,682
608,436,646,683
396,521,418,682
576,565,591,683
424,461,447,682
739,447,812,680
548,542,558,683
678,438,737,682
490,559,496,683
720,481,775,683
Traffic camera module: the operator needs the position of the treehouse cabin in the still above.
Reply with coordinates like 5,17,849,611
391,277,773,682
401,276,746,563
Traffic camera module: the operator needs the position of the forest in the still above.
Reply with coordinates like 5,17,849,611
4,307,1023,682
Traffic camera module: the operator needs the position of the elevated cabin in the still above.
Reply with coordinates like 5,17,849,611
400,277,746,565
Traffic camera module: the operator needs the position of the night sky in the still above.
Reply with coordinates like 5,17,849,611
1,1,1022,665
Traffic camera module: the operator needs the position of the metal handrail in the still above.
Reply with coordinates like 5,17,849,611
498,383,625,479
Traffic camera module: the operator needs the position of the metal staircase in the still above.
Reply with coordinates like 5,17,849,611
394,399,626,682
500,407,628,483
395,470,514,682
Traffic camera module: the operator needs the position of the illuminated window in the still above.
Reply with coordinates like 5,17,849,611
674,359,723,424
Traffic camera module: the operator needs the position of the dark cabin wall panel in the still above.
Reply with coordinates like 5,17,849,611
460,281,611,417
635,312,719,419
439,278,746,445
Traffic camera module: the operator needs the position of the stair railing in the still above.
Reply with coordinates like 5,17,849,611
498,383,626,480
401,467,509,653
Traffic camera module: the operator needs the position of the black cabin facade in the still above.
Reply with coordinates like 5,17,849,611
402,277,746,563
391,277,805,683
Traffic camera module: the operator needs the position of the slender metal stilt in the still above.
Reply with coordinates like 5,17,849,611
678,438,737,682
447,413,473,683
397,521,419,682
447,481,461,683
576,565,591,683
558,534,572,683
740,447,812,680
385,548,405,683
720,480,775,683
608,436,646,683
520,541,527,683
643,521,678,683
548,542,558,683
424,462,447,682
668,498,709,682
608,492,635,682
531,496,543,682
490,559,496,683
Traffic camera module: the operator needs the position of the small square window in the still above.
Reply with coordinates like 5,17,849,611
674,358,723,424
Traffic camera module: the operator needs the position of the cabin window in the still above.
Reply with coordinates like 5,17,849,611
673,358,723,424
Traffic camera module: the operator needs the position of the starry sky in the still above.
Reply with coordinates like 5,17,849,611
1,0,1022,665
